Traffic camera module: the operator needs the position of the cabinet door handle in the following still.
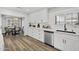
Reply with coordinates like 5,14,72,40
63,39,64,43
62,40,66,44
65,40,66,44
64,40,66,44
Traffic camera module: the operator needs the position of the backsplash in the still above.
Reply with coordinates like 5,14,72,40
28,21,51,29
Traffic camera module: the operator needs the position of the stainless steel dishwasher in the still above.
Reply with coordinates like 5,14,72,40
44,30,54,46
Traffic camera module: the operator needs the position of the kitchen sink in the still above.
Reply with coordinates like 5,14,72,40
56,30,76,34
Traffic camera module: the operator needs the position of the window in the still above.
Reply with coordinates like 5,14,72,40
55,13,79,25
2,15,22,28
72,13,78,25
65,13,72,25
55,15,65,25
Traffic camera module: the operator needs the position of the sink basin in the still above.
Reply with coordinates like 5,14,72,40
56,30,76,34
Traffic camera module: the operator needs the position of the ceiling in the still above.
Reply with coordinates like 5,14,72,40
1,7,47,14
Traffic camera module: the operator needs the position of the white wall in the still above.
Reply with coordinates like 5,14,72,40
28,8,48,23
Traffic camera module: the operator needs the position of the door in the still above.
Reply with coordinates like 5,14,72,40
65,36,79,51
54,32,64,50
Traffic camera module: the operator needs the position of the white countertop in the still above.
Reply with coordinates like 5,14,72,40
29,27,79,36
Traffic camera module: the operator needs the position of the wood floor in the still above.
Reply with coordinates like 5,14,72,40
3,35,58,51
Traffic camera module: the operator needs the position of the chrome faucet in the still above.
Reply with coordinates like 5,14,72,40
64,24,67,31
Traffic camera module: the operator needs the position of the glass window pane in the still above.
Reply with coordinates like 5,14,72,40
65,14,72,25
56,15,65,25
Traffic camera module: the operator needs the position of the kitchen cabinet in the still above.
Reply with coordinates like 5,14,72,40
28,27,44,42
54,32,64,50
54,32,79,51
37,29,44,42
64,35,79,51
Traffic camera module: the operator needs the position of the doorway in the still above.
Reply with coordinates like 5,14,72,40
1,15,24,37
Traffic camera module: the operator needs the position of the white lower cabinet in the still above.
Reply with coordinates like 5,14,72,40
64,35,79,51
54,32,79,51
54,32,64,50
28,27,44,42
36,29,44,42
